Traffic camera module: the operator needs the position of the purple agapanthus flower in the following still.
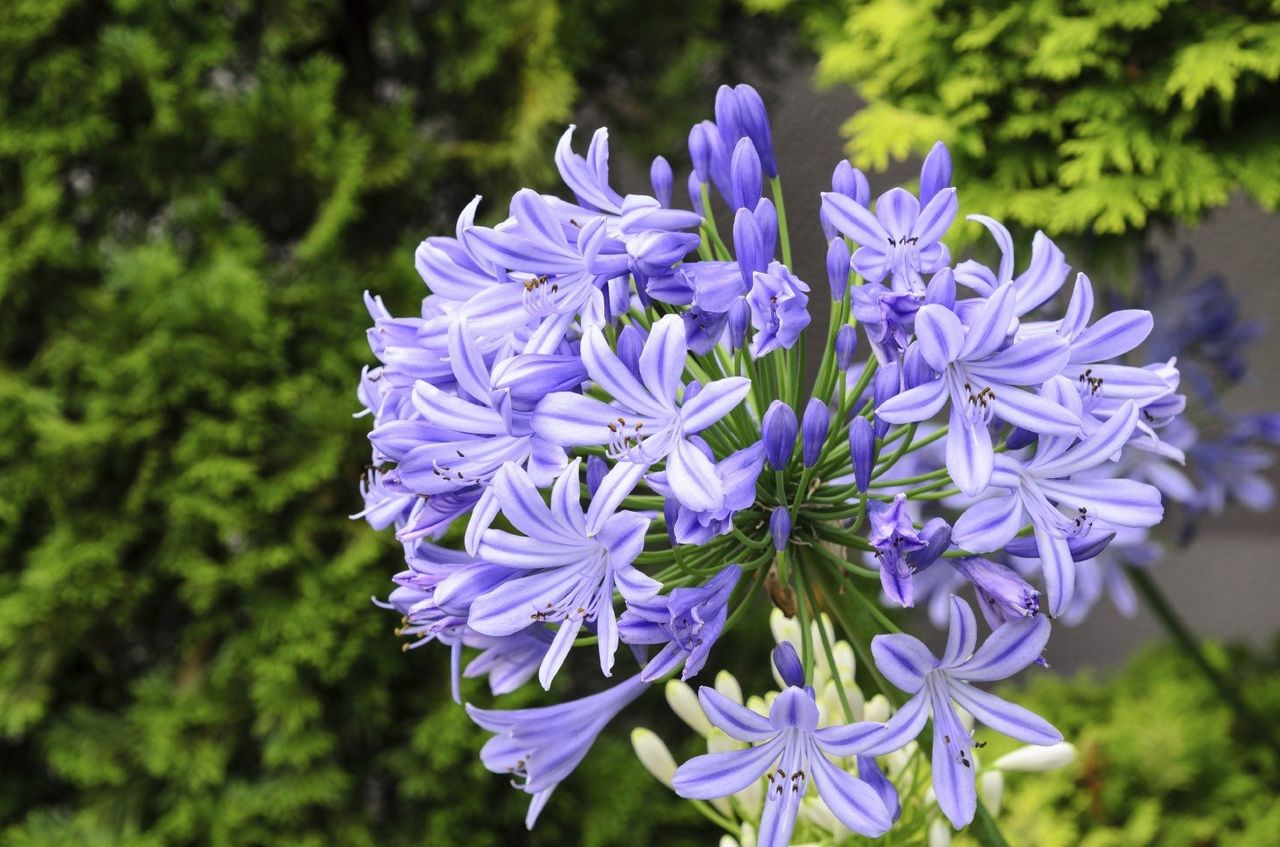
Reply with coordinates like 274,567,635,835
532,315,751,512
466,461,660,688
672,652,894,843
951,389,1163,615
468,673,648,829
748,261,812,356
867,493,951,607
866,596,1061,829
822,185,958,294
618,564,741,681
648,441,766,544
876,287,1081,495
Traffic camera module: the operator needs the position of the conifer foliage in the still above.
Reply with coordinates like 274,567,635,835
0,1,745,843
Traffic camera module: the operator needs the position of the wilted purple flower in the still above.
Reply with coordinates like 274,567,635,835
672,683,893,841
532,315,750,512
866,597,1061,828
823,186,958,294
762,400,799,469
749,261,812,356
469,673,648,829
876,288,1080,495
619,565,741,681
467,461,660,688
802,398,831,468
951,392,1163,615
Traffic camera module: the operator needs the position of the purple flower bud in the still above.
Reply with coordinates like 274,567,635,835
909,517,952,572
901,343,933,391
849,415,876,492
826,238,852,301
1004,426,1038,451
616,324,647,380
836,325,859,372
650,155,673,207
1005,527,1116,562
773,640,804,687
752,198,778,262
689,123,713,183
770,506,792,551
735,83,777,178
714,85,743,155
924,268,956,309
801,398,830,468
586,455,608,497
950,556,1040,628
733,207,768,282
688,171,705,217
871,363,901,439
728,298,751,351
761,400,798,470
730,137,762,211
919,141,952,202
683,380,703,405
832,160,870,206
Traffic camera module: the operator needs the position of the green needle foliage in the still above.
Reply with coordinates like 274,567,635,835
0,1,759,843
745,0,1280,263
968,642,1280,847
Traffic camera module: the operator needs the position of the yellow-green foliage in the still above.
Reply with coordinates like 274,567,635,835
0,1,745,843
962,643,1280,847
747,0,1280,245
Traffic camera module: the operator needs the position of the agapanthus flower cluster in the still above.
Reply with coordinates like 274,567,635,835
355,84,1186,841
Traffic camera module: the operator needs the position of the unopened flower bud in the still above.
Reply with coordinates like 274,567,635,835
585,455,608,497
735,83,777,178
650,155,673,207
801,398,830,468
979,770,1004,816
728,298,751,351
836,325,858,371
849,415,876,492
688,171,705,217
689,122,714,183
631,728,677,786
730,137,762,211
993,741,1078,772
920,141,953,202
929,817,952,847
772,641,805,688
665,679,712,737
872,363,901,438
714,670,743,705
826,237,851,301
761,400,798,469
770,506,791,551
832,159,870,207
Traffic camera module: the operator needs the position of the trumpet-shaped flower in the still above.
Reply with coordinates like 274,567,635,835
866,597,1061,828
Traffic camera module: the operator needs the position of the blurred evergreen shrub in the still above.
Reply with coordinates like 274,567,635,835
0,1,764,842
746,0,1280,254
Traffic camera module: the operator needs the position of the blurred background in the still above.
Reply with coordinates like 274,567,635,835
2,2,1278,845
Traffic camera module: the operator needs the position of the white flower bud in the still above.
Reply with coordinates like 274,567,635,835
994,741,1078,772
928,818,952,847
738,822,757,847
666,679,712,737
718,837,739,847
630,728,677,787
715,670,744,705
979,769,1004,816
864,694,893,723
708,730,746,753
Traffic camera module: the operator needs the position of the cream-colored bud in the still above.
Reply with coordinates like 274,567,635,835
715,670,744,705
630,728,677,787
979,769,1004,816
708,730,746,753
738,822,757,847
718,837,739,847
665,679,712,737
928,818,952,847
770,608,801,647
864,694,892,723
993,741,1078,772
